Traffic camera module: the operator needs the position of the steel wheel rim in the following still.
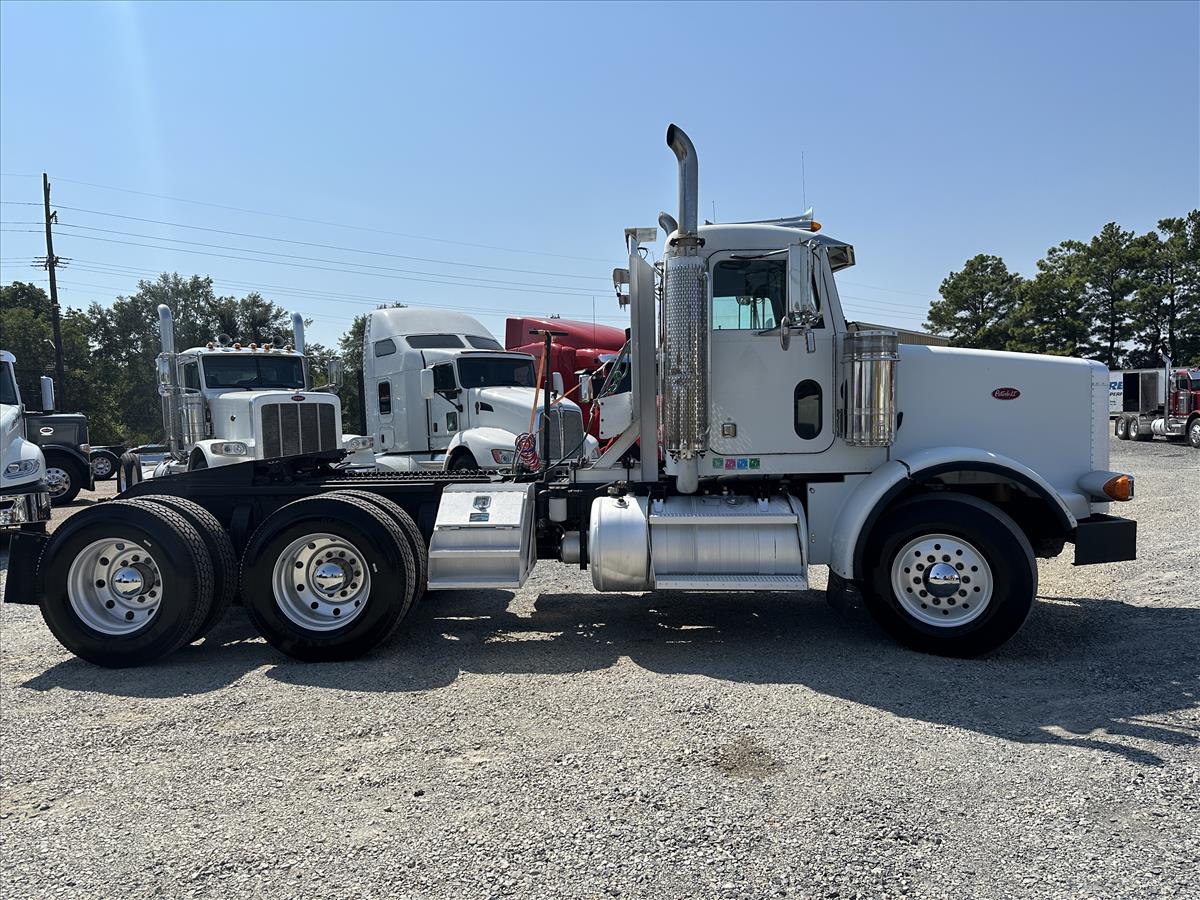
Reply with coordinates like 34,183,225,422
1191,421,1200,444
890,532,993,627
67,538,164,636
93,456,113,478
46,466,71,499
270,533,372,631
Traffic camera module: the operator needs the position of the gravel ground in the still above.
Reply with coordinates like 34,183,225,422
2,436,1197,900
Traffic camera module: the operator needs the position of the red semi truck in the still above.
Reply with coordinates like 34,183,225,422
1113,361,1200,448
505,316,628,436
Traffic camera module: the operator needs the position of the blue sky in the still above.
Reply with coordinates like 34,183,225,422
2,1,1196,348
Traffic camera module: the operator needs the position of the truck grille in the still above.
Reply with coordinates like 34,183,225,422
261,402,338,458
539,406,586,462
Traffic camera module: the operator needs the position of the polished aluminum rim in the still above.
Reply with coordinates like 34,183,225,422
92,456,113,478
67,538,163,636
270,533,371,631
890,532,993,627
46,466,71,499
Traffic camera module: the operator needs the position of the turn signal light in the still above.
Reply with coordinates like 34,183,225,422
1103,474,1134,501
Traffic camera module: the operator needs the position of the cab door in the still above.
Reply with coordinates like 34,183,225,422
707,245,835,456
427,361,461,453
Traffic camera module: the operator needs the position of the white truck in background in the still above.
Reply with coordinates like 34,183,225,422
0,350,53,531
364,307,597,472
123,306,368,487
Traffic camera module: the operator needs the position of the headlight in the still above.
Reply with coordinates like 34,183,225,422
345,435,375,452
214,441,249,456
491,449,515,464
4,459,40,478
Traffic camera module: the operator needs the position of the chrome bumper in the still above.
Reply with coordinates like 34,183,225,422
0,487,52,526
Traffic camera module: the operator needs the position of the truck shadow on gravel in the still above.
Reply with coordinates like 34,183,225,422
24,590,1198,765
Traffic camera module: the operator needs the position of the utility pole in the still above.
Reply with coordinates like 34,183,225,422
41,173,66,404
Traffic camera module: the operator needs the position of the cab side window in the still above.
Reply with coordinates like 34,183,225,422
182,361,201,391
378,381,391,415
433,363,457,393
710,257,823,331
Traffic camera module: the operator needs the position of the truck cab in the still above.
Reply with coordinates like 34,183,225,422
0,350,53,530
365,308,598,472
149,307,350,477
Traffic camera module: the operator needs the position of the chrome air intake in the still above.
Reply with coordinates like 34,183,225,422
836,330,899,447
662,125,708,472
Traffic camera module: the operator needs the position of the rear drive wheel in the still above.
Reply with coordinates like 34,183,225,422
91,450,119,481
240,494,416,661
137,495,237,640
860,493,1036,657
38,501,214,667
1131,417,1152,441
117,452,143,494
1115,417,1129,440
328,490,428,603
45,454,84,506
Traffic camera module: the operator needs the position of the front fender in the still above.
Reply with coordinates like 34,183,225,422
447,427,519,469
828,446,1077,580
191,440,251,469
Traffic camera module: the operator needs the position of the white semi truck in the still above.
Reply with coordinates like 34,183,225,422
5,125,1137,667
364,307,597,473
0,350,54,531
122,306,366,486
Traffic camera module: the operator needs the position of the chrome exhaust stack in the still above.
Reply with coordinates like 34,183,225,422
156,304,186,461
291,312,306,355
661,124,707,493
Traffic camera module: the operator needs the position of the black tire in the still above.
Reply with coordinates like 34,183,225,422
1188,418,1200,449
239,493,417,661
1132,417,1152,442
137,495,238,641
1115,417,1129,440
328,490,428,603
45,453,84,506
116,452,143,494
448,451,479,472
90,450,120,481
38,500,215,667
860,492,1036,658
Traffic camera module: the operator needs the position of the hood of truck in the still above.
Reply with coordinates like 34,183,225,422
890,345,1108,491
471,386,582,431
1,402,23,442
207,390,341,444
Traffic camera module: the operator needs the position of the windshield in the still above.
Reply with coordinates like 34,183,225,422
0,364,18,406
457,356,536,388
201,355,306,390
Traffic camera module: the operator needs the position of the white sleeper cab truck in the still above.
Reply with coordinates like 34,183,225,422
0,350,53,531
4,126,1136,668
365,307,597,472
120,306,364,487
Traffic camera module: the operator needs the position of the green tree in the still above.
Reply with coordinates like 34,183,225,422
1006,246,1091,357
1062,223,1140,368
925,254,1022,349
1128,211,1200,367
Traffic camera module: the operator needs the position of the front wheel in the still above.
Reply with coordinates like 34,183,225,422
91,451,119,481
45,455,84,506
1189,418,1200,449
860,493,1036,657
448,451,479,472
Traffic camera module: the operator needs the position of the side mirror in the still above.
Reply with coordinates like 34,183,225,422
39,376,55,412
578,373,593,403
787,243,819,328
325,358,344,392
551,372,564,397
420,368,435,401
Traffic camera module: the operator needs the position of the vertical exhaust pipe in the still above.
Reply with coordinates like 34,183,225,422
156,304,185,460
292,312,311,389
661,124,707,493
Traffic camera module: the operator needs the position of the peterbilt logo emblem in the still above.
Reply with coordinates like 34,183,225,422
291,395,305,401
992,387,1021,400
473,496,492,510
39,426,54,435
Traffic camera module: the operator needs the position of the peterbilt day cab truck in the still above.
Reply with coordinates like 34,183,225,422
119,306,365,487
4,125,1136,667
365,307,598,473
1113,362,1200,448
0,350,53,530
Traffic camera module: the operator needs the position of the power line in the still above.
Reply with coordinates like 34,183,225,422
52,204,609,281
48,232,604,298
44,175,613,264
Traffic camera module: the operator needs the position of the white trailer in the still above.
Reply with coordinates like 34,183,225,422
364,307,597,473
5,125,1137,667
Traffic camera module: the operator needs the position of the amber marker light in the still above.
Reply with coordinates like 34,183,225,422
1103,474,1134,501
